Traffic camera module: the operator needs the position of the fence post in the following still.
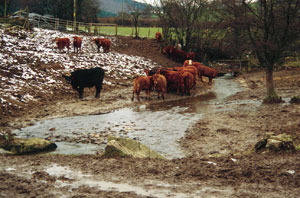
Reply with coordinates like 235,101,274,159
115,25,118,36
38,16,40,28
94,25,98,35
148,28,150,38
88,23,91,34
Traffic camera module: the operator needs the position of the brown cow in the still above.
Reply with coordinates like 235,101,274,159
145,67,172,76
155,32,162,42
73,36,82,53
163,45,192,62
160,70,185,95
163,45,174,56
152,71,167,100
186,52,196,60
184,60,218,84
173,66,198,89
93,38,111,53
55,37,70,53
181,71,194,95
132,75,153,101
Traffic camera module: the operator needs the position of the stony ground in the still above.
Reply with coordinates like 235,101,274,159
1,27,300,198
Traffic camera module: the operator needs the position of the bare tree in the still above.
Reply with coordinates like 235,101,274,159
241,0,300,102
126,0,151,38
214,0,248,66
77,0,100,22
157,0,206,52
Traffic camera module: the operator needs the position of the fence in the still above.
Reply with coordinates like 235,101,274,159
31,16,118,36
3,9,118,36
1,10,162,38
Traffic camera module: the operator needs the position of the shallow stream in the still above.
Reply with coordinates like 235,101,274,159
15,74,245,159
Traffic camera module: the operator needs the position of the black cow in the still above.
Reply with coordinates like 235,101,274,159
62,67,105,99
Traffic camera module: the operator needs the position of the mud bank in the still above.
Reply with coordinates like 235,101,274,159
1,33,300,197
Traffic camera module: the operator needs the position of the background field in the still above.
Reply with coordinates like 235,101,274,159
78,25,162,38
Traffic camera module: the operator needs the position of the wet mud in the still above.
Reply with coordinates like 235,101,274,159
1,36,300,198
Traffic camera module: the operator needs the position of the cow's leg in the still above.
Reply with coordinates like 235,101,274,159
95,85,102,98
137,91,140,101
147,90,151,100
209,77,212,84
78,87,84,99
131,91,135,101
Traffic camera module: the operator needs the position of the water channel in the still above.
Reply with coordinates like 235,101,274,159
14,74,246,159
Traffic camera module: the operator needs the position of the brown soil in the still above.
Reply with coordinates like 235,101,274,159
1,36,300,198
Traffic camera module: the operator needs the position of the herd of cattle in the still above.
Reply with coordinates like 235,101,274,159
60,32,218,100
55,36,111,53
132,60,218,101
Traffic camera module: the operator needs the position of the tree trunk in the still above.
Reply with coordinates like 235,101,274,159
265,66,277,97
264,65,282,103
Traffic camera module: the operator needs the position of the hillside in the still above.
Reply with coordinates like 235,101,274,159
99,0,148,17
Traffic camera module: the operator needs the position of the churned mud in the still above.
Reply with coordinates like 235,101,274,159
1,36,300,198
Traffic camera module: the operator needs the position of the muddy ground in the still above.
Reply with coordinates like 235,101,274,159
1,36,300,198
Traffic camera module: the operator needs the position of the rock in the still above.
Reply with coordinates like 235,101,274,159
0,136,57,155
255,133,295,153
102,136,165,159
254,139,267,151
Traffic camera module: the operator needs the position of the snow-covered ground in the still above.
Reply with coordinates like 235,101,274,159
0,27,158,114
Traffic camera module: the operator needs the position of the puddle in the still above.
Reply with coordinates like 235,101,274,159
45,164,234,198
14,74,251,158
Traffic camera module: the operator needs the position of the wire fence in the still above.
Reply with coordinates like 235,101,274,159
31,16,118,36
2,9,118,36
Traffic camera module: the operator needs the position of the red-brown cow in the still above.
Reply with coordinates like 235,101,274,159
73,36,82,53
93,38,111,53
155,32,162,42
160,70,185,95
172,48,188,62
163,45,192,62
145,67,172,76
186,52,196,60
184,60,218,84
181,71,194,95
163,45,174,56
132,75,153,101
55,37,70,53
173,66,198,88
152,71,167,100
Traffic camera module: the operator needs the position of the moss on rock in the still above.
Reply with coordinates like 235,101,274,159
103,136,165,159
1,137,57,155
255,133,296,153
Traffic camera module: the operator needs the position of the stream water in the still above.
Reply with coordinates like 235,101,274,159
14,74,245,159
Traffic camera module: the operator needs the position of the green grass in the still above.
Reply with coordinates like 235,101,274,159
77,25,162,38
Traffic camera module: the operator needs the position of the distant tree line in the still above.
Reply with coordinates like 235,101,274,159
0,0,100,22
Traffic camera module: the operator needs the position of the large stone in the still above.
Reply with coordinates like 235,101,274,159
103,136,165,159
0,136,57,155
255,133,296,153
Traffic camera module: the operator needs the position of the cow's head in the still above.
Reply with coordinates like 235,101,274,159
152,73,159,87
62,74,72,84
144,69,150,76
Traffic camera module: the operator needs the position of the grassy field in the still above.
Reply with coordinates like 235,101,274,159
78,25,162,38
